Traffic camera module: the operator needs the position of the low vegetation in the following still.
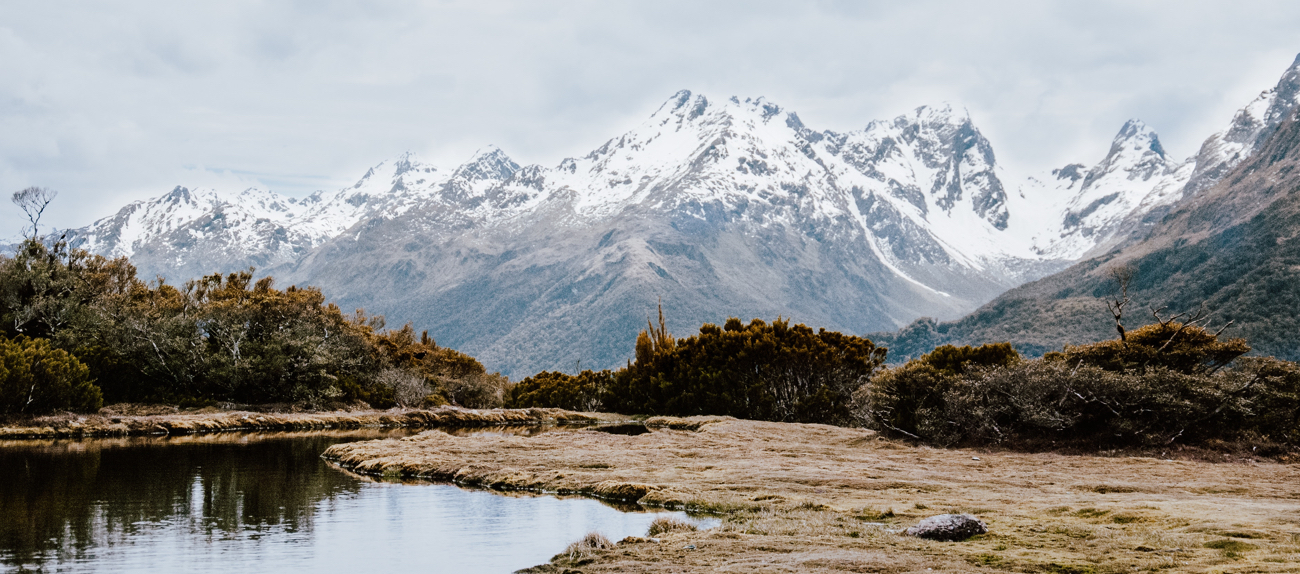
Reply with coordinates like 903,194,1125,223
506,301,1300,453
508,308,885,426
6,227,1297,455
557,532,614,565
0,238,506,415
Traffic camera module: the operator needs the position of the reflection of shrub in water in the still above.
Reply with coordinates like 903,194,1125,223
0,434,369,571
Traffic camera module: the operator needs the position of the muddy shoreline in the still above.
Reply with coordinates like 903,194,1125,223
324,417,1300,573
0,406,618,439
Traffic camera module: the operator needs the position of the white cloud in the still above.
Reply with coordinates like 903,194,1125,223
2,0,1299,235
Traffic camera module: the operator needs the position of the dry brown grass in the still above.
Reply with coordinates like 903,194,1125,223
647,516,698,536
557,532,615,565
325,416,1300,573
0,406,615,439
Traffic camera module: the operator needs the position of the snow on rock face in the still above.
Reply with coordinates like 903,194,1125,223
61,54,1300,308
1012,119,1194,260
530,93,1021,283
1002,56,1300,261
65,152,452,279
1184,54,1300,195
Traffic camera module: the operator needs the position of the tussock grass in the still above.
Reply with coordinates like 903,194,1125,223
557,532,613,564
646,516,697,536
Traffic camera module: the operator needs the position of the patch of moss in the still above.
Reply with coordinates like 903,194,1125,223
854,508,895,521
971,553,1004,566
1204,539,1255,552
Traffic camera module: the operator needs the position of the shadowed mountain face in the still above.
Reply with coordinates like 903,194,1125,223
57,56,1300,375
875,102,1300,362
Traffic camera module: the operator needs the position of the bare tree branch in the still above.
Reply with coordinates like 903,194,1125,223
11,186,57,238
1106,266,1134,344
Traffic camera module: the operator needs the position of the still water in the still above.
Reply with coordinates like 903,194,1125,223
0,429,693,573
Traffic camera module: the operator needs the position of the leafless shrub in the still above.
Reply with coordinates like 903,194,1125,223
377,368,430,407
442,372,511,409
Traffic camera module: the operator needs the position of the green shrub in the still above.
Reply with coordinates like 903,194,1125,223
856,342,1018,438
506,369,611,411
0,239,497,408
858,354,1300,447
0,335,102,415
1044,321,1249,374
605,313,886,425
920,343,1020,375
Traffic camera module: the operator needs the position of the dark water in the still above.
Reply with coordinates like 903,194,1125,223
0,430,694,573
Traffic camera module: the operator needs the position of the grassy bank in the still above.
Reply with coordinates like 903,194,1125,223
0,406,614,439
324,417,1300,573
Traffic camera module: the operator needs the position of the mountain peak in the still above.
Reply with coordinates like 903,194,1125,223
912,103,967,124
454,146,519,182
653,90,712,122
391,151,426,176
1113,119,1166,158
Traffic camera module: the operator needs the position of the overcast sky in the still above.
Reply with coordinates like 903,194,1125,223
3,1,1300,237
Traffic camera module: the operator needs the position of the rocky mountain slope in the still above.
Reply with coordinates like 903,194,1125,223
58,55,1300,374
283,95,1048,375
875,86,1300,361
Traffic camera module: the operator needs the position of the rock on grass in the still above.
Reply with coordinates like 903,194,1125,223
904,514,987,541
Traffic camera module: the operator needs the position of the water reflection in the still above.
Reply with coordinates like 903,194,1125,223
0,430,691,573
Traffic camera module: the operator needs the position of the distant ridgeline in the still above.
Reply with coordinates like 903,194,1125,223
874,87,1300,364
0,238,508,416
56,55,1300,377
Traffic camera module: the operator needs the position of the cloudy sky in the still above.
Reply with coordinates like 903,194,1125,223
3,0,1300,237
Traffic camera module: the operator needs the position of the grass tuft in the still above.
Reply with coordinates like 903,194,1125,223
646,516,697,536
1204,539,1255,552
854,508,895,521
559,532,614,564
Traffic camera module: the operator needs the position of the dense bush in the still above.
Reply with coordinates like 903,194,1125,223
0,335,102,415
859,346,1300,448
0,238,506,409
856,343,1021,439
1044,321,1250,374
602,312,886,425
505,370,612,411
368,325,508,409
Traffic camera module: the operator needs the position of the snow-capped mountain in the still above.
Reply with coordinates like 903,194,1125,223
1013,53,1300,260
1012,119,1194,259
58,54,1300,375
66,152,451,279
276,92,1035,375
1184,53,1300,196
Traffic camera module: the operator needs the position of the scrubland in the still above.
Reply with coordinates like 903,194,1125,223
324,417,1300,573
